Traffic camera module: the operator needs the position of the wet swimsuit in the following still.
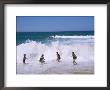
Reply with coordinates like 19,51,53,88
23,57,26,63
39,57,45,63
72,53,77,59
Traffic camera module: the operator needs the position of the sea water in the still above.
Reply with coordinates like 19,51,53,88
16,31,94,74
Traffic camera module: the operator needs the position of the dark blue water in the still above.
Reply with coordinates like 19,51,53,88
16,31,94,45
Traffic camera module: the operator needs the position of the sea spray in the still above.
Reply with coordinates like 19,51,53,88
17,40,94,63
16,31,94,74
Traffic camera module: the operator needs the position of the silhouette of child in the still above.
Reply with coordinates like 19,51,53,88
56,52,61,62
23,54,27,64
39,54,45,64
72,52,77,65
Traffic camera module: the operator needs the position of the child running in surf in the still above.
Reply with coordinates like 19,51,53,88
72,52,77,65
39,54,45,64
23,54,27,64
56,52,61,62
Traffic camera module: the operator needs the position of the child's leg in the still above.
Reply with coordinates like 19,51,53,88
74,60,77,65
73,60,77,65
23,59,25,64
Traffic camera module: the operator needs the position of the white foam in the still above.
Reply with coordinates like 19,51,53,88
51,35,94,39
16,40,94,74
17,36,94,74
17,41,94,63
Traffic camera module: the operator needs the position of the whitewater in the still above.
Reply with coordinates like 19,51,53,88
16,35,94,74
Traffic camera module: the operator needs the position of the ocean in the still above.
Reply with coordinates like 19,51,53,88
16,31,94,45
16,31,94,74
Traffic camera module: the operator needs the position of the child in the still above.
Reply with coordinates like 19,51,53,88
56,52,61,62
39,54,45,64
72,52,77,65
23,54,27,64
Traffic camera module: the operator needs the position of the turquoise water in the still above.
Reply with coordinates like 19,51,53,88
16,31,94,45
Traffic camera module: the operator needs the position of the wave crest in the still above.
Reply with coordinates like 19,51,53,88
51,35,94,39
17,39,94,64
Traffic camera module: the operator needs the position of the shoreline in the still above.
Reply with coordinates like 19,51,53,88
16,60,94,74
